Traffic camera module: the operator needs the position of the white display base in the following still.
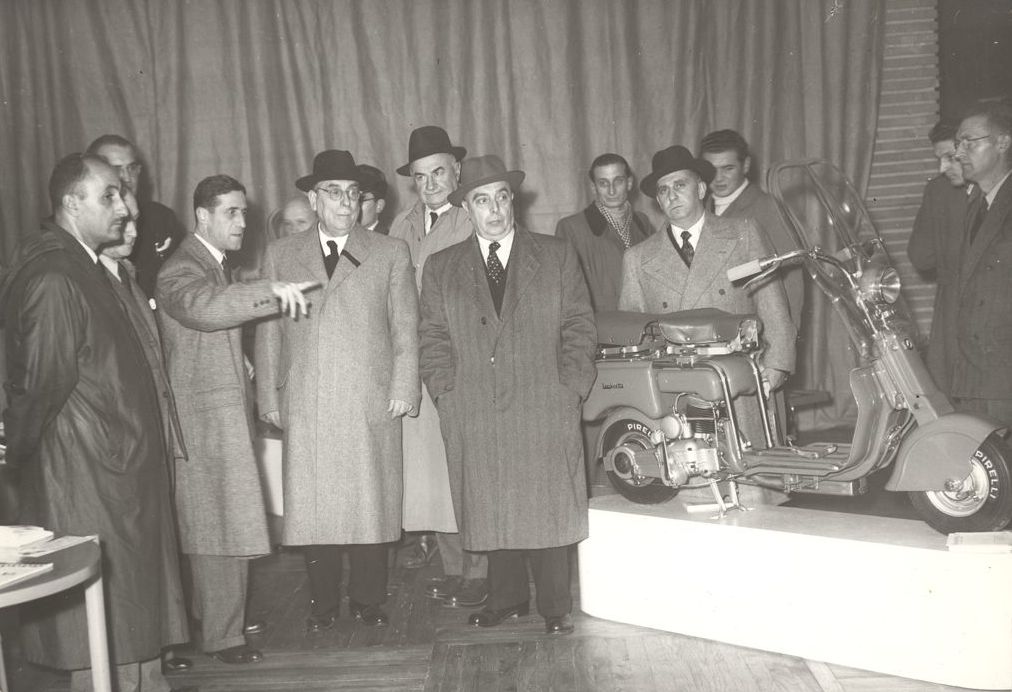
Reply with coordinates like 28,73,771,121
255,436,284,516
579,495,1012,690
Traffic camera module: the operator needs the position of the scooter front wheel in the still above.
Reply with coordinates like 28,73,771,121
599,414,677,504
909,433,1012,533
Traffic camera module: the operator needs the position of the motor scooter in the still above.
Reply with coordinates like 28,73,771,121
585,159,1011,533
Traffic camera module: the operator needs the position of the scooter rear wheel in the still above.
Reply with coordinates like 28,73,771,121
909,433,1012,533
600,415,677,504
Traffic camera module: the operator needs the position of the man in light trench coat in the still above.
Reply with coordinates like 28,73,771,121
256,150,420,631
157,174,316,665
419,155,597,635
388,125,488,607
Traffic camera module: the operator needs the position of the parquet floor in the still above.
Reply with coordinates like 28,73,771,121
3,450,1001,692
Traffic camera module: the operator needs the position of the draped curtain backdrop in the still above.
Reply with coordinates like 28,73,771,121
0,0,884,427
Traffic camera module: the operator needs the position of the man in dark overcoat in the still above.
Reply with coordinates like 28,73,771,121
0,153,188,691
951,101,1012,428
157,175,316,665
554,152,653,312
418,155,597,635
255,150,420,631
907,120,973,395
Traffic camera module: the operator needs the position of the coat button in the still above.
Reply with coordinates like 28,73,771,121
718,289,725,295
481,317,487,325
662,302,668,308
490,356,495,364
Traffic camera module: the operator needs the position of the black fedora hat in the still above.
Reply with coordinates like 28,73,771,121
640,145,716,197
396,126,467,176
296,150,362,192
447,155,525,207
358,164,388,200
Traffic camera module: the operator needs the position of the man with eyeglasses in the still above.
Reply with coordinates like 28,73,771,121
418,155,596,635
87,134,186,299
619,145,795,461
949,100,1012,427
357,164,389,234
256,149,419,631
389,126,489,610
907,120,973,396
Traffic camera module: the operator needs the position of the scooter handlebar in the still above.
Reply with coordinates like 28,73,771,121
727,259,765,282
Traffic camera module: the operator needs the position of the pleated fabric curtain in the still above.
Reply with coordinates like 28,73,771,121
0,0,884,427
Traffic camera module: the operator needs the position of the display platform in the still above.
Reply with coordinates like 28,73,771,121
578,494,1012,690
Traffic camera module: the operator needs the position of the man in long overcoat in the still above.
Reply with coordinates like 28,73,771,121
256,150,420,631
157,174,315,664
619,145,796,453
0,153,187,691
907,120,973,396
950,101,1012,428
418,155,597,635
388,126,487,606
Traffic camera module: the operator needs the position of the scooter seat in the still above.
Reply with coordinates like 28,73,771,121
595,308,759,347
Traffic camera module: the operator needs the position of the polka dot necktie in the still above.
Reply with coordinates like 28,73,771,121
486,241,505,285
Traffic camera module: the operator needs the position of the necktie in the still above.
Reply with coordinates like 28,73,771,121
968,199,988,245
428,211,439,234
324,240,340,278
680,231,694,267
220,256,232,285
117,262,134,296
486,241,505,285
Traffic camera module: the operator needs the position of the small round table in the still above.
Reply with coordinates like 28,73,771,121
0,539,111,692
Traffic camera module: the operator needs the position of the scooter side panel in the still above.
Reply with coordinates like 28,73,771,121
583,360,671,421
886,413,1005,491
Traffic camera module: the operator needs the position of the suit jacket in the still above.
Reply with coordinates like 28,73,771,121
104,258,187,469
719,182,804,330
418,228,597,551
255,226,420,544
555,204,653,312
156,233,281,556
132,200,186,299
388,200,475,532
0,221,186,668
952,176,1012,400
907,175,971,394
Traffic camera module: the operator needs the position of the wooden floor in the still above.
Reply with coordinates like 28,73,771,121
4,441,999,691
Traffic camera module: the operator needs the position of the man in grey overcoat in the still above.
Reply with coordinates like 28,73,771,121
419,155,597,635
388,126,488,607
619,145,796,451
158,174,316,665
256,150,420,631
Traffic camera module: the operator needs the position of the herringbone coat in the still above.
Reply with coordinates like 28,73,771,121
255,226,420,545
156,234,279,556
419,228,597,551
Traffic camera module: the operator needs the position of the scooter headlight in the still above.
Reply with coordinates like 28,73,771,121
859,266,901,304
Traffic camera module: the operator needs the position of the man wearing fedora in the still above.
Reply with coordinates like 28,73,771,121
358,163,390,234
418,155,597,635
389,126,488,608
619,145,795,451
256,150,419,631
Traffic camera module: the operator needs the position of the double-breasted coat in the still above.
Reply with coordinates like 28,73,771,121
952,177,1012,413
907,175,972,395
619,213,796,447
418,228,597,551
156,233,280,556
554,204,653,312
0,222,187,669
389,202,473,532
255,226,420,545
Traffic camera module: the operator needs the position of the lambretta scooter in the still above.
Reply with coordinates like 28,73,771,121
585,159,1011,534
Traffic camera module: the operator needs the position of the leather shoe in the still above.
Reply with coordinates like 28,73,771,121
243,620,266,636
424,575,462,600
306,611,337,633
349,600,389,627
468,602,529,627
161,655,192,673
545,614,574,635
210,644,263,664
443,578,488,608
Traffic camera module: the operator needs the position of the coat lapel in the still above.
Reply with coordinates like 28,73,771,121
643,227,688,305
461,236,498,318
497,229,539,330
296,230,330,286
328,227,370,290
961,181,1011,284
682,214,737,309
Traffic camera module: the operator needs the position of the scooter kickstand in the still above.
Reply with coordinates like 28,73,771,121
707,479,751,519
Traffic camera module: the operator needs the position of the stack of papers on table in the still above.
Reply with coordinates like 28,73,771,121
0,561,53,589
0,525,54,561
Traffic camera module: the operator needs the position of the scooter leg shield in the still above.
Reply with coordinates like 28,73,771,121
886,413,1005,491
